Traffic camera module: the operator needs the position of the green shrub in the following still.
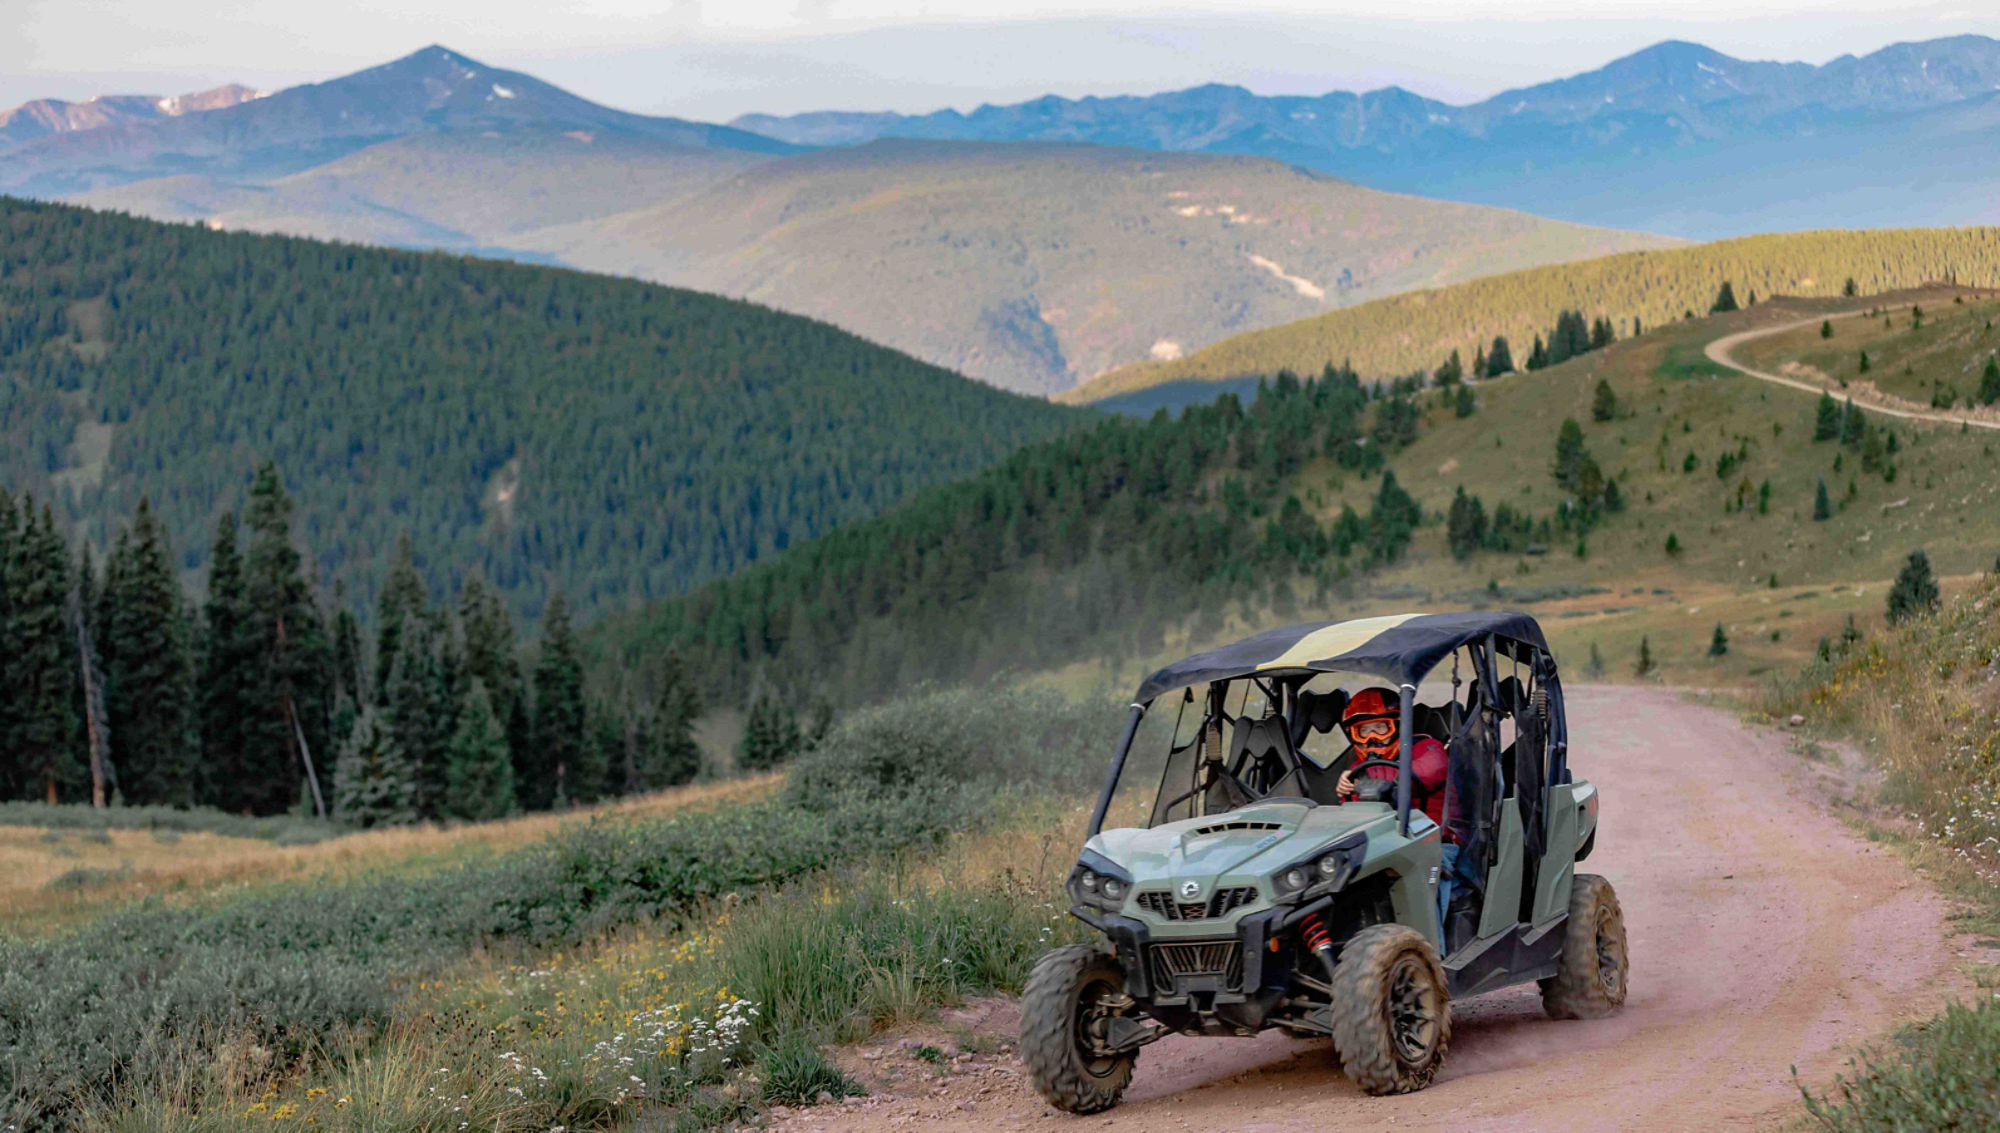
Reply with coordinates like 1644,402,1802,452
784,684,1109,810
1801,997,2000,1130
0,801,342,844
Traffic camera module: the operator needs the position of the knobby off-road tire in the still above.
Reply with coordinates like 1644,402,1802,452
1020,944,1137,1114
1327,924,1451,1095
1541,873,1629,1020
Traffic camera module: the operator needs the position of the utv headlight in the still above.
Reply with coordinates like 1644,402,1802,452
1271,833,1368,900
1069,851,1133,911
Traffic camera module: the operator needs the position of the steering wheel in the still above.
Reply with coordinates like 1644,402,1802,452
1341,757,1402,804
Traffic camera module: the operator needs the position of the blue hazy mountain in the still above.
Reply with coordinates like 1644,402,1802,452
732,36,2000,237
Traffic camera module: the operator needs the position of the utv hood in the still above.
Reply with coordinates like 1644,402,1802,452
1087,800,1386,886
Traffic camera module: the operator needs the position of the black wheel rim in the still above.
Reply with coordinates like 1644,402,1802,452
1595,906,1623,994
1386,954,1439,1065
1073,973,1125,1079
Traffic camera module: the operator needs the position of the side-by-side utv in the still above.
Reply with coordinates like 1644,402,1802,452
1021,612,1626,1109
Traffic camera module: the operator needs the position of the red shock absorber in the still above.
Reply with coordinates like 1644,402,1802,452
1299,912,1339,980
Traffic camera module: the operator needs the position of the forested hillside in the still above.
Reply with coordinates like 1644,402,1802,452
0,197,1087,622
1065,228,2000,411
601,286,2000,707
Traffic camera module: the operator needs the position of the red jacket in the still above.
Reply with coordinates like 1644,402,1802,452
1360,735,1451,836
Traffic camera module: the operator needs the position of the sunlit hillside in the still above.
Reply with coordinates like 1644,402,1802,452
1064,228,2000,411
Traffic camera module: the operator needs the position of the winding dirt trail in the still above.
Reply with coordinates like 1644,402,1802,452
774,687,1981,1133
1704,308,2000,431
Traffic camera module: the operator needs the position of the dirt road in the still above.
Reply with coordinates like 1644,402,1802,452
1704,308,2000,432
774,686,1980,1133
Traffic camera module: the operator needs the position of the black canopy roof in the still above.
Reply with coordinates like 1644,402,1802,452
1133,611,1549,704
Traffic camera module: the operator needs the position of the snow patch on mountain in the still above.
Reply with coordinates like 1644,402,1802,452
1246,254,1326,301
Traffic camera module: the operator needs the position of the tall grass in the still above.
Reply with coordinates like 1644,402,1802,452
1771,573,2000,1128
6,683,1118,1129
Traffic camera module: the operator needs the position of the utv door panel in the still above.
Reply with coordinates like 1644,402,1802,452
1478,796,1526,941
1532,784,1580,926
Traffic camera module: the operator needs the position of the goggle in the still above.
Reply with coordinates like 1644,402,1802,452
1346,718,1396,742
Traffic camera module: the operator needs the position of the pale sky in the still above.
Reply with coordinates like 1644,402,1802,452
4,0,1994,120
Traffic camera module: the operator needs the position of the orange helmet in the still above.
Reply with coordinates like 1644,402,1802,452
1342,687,1401,759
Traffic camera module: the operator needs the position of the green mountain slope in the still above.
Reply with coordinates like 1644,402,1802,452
1064,228,2000,411
597,287,2000,701
0,197,1087,622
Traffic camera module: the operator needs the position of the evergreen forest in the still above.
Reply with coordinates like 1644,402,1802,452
0,197,1088,627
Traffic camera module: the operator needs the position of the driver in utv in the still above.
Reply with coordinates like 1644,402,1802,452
1334,688,1457,923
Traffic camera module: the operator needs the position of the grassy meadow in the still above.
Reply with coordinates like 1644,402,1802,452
1065,227,2000,408
1024,288,2000,699
0,686,1115,1129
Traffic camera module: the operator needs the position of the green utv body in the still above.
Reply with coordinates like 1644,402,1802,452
1022,612,1626,1109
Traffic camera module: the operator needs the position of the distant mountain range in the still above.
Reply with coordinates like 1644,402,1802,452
0,46,795,197
734,36,2000,238
0,84,266,151
3,47,1670,395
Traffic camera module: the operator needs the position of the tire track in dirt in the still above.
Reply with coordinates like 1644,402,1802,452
771,687,1979,1132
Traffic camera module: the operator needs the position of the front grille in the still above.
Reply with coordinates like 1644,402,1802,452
1136,886,1259,921
1149,940,1243,991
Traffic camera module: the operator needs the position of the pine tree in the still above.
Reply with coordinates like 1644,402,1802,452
1591,380,1618,422
100,498,197,806
1634,636,1654,677
1820,319,1834,339
457,578,530,805
374,533,427,698
1813,479,1832,521
445,679,516,821
649,652,704,789
0,490,17,797
1585,642,1606,679
1981,355,2000,406
1885,549,1940,624
1813,391,1840,441
199,512,254,811
332,705,417,827
1526,335,1549,371
1708,622,1729,657
1551,418,1588,491
1859,350,1870,373
1446,487,1488,561
385,616,452,818
1665,533,1682,556
1453,384,1476,418
1843,277,1858,298
331,599,364,707
1366,468,1422,561
1590,316,1614,350
531,592,589,806
1486,336,1514,377
738,688,800,772
239,463,334,815
1433,349,1463,387
1840,399,1865,448
8,504,78,803
1471,344,1486,378
1711,282,1739,313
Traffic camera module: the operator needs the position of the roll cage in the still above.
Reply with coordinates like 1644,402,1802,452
1088,613,1570,919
